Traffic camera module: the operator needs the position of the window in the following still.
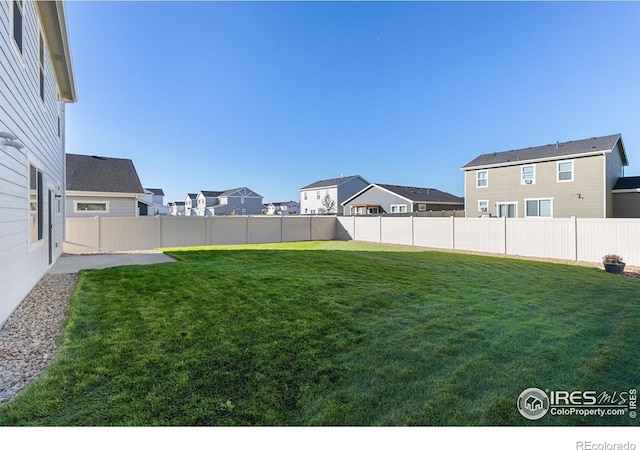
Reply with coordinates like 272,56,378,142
390,204,407,213
476,170,488,188
418,204,427,211
478,200,489,212
316,191,320,199
303,192,307,200
497,202,517,218
29,165,43,245
521,165,535,184
13,0,23,55
39,33,45,101
75,202,109,213
525,199,552,217
557,161,573,182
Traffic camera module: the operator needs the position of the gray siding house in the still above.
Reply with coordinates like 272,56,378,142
194,187,263,216
0,1,76,326
342,183,464,215
300,175,369,215
66,154,145,217
461,134,630,218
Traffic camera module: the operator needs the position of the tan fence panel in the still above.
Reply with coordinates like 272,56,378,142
335,216,355,240
282,216,311,242
157,216,207,248
209,217,248,245
577,218,640,265
413,217,454,249
454,218,505,254
380,217,413,246
64,217,100,253
353,216,381,243
98,217,157,251
312,216,340,241
248,216,282,244
506,218,576,260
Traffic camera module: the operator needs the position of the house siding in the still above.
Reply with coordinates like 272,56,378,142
343,187,404,214
464,154,606,218
301,177,369,214
66,195,138,218
613,193,640,218
605,141,625,218
0,1,70,325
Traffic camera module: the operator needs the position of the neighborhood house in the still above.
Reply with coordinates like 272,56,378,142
66,154,145,218
342,183,464,215
187,188,263,216
266,201,300,216
300,175,369,215
461,134,639,218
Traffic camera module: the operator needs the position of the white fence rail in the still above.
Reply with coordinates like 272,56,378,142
64,216,336,253
336,216,640,265
65,215,640,266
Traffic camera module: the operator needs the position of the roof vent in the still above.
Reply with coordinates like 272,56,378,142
555,141,559,149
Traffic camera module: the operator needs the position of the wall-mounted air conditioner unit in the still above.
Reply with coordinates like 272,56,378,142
480,207,488,212
524,179,533,184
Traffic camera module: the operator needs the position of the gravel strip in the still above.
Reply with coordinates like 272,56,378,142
0,273,78,406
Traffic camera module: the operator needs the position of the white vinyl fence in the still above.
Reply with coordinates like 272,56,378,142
65,215,640,266
64,216,336,253
336,216,640,266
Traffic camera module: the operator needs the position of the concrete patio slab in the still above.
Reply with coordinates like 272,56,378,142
49,253,176,274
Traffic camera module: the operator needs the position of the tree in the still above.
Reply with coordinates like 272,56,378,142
319,193,336,214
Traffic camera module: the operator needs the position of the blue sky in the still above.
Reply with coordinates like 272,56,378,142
64,1,640,205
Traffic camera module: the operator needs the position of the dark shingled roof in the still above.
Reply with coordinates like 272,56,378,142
613,176,640,190
376,184,464,204
199,190,224,198
462,134,624,169
301,175,368,190
66,154,144,194
146,188,164,196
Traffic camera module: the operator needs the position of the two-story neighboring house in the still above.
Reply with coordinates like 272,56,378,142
0,1,76,325
139,188,169,216
194,190,222,216
300,175,369,215
66,154,145,217
192,187,263,216
168,201,186,216
266,201,300,216
342,183,464,215
461,134,631,218
184,193,197,216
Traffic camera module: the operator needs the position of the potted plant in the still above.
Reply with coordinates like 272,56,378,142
602,254,625,274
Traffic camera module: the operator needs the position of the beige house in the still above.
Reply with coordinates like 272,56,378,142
461,134,636,218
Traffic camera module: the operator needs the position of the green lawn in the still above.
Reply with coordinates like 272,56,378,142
1,241,638,426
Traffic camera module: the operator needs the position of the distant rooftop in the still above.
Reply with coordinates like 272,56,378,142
301,175,368,190
613,176,640,191
462,134,625,169
376,184,464,204
66,154,144,194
